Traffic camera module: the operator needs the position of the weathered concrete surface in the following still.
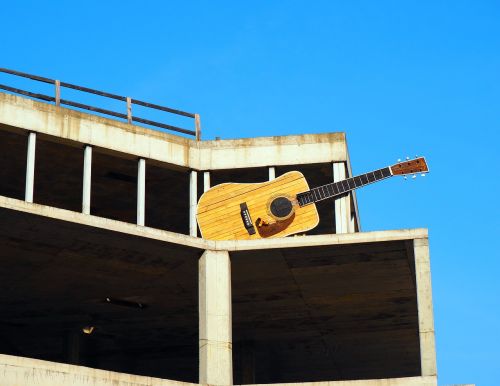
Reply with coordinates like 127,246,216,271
0,92,347,170
0,354,196,386
199,250,233,385
241,377,437,386
0,353,437,386
194,134,346,169
414,238,437,377
0,193,427,252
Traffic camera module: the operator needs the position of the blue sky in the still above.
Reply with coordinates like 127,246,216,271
1,1,499,384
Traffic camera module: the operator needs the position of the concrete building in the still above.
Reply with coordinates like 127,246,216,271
0,90,437,385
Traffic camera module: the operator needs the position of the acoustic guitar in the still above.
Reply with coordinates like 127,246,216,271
197,157,429,240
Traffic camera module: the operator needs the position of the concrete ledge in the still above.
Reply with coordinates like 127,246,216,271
241,376,437,386
0,93,347,170
0,194,210,250
0,354,197,386
0,353,437,386
0,195,427,253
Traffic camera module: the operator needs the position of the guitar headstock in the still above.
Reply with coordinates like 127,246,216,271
390,157,429,178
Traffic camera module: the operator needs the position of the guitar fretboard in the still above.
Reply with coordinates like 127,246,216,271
297,167,392,206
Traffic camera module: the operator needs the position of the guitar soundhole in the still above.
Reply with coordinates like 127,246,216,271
269,197,293,219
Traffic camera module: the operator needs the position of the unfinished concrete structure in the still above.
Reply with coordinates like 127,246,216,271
0,90,437,386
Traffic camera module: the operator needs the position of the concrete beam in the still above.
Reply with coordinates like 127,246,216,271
0,93,348,171
238,376,437,386
25,132,36,203
195,134,347,170
413,238,437,377
199,250,233,385
0,194,428,252
0,353,199,386
0,351,438,385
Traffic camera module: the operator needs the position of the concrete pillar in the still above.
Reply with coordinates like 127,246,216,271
137,158,146,226
333,162,352,234
204,171,211,192
25,132,36,203
199,250,232,385
82,145,92,215
190,170,198,236
414,238,437,377
268,166,275,181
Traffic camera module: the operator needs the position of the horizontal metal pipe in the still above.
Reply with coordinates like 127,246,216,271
59,99,128,119
131,98,195,118
0,68,55,84
60,81,126,101
132,116,196,136
0,84,55,102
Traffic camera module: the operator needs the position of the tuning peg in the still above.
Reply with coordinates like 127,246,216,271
415,155,419,158
412,174,417,179
406,156,410,160
397,158,401,162
421,173,426,177
404,176,407,180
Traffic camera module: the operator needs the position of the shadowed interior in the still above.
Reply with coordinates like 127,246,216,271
231,241,421,384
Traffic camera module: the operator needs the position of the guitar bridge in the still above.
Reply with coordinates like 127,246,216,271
240,202,256,235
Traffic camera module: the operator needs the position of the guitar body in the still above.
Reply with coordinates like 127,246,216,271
197,171,319,240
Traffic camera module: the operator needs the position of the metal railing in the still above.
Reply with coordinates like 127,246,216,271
0,68,201,140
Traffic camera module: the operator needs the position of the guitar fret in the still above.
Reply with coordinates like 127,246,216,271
299,165,395,206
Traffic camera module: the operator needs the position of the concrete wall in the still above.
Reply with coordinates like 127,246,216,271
0,354,197,386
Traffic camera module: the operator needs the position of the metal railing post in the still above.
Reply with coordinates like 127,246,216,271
55,80,61,106
195,114,201,141
126,97,132,124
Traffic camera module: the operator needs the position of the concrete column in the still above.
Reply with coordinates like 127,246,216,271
25,132,36,203
82,145,92,215
268,166,275,181
333,162,352,233
414,238,437,377
137,158,146,226
190,170,198,236
199,250,232,385
203,171,211,192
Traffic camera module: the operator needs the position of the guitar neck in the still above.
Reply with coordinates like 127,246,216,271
296,167,392,206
